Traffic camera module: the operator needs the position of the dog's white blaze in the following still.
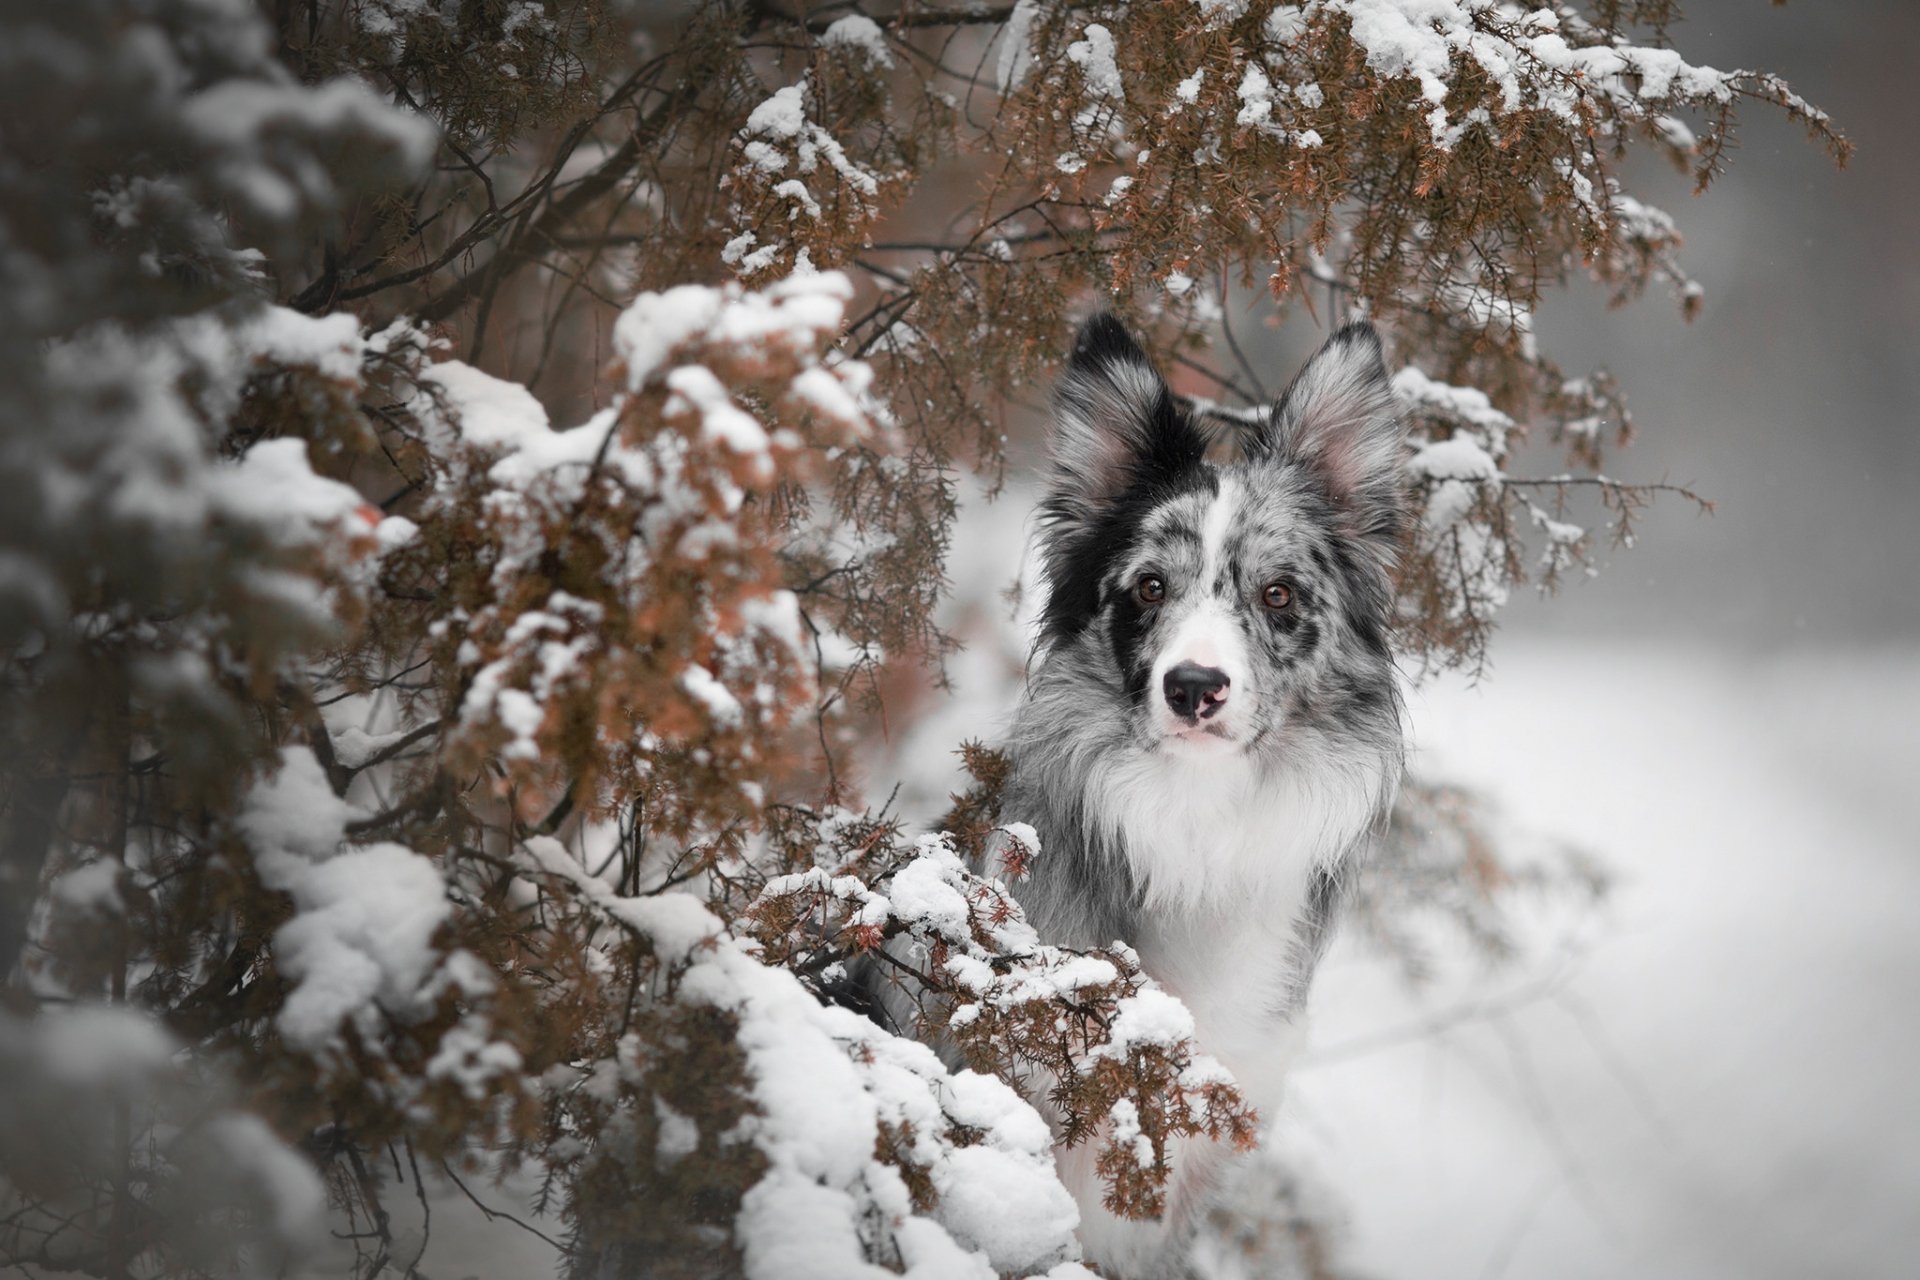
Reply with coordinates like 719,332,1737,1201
1198,474,1237,575
1149,479,1253,734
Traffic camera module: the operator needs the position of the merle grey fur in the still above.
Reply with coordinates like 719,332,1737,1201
1007,315,1406,956
998,314,1410,1275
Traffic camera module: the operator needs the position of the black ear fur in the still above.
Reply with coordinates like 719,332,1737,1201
1035,314,1209,643
1255,321,1407,548
1043,314,1208,531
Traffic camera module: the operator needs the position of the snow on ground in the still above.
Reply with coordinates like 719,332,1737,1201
1285,643,1920,1280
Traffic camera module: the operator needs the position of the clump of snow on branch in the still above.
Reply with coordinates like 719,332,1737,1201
723,66,894,279
237,747,478,1059
819,15,894,70
519,829,1089,1278
1318,0,1808,154
3,302,414,738
1390,356,1685,661
749,817,1257,1225
405,272,876,785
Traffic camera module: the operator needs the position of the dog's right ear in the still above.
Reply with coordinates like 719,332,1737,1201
1043,314,1208,534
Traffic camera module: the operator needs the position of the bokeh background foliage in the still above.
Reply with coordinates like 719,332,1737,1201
0,1,1849,1277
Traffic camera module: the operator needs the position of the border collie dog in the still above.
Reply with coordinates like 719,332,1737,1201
1003,315,1409,1275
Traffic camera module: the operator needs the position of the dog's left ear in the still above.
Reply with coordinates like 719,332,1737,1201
1254,321,1407,548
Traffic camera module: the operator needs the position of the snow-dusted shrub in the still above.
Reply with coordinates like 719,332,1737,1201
0,1,1841,1277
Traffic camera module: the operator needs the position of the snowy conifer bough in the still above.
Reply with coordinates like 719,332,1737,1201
0,1,1840,1277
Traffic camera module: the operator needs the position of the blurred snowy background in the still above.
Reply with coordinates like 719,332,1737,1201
867,3,1920,1277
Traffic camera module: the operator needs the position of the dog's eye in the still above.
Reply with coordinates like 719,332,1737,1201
1261,581,1294,611
1136,575,1165,605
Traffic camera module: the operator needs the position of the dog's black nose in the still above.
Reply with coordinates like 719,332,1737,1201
1163,663,1229,721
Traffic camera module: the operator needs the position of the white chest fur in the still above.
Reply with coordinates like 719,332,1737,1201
1043,746,1385,1277
1081,743,1383,1111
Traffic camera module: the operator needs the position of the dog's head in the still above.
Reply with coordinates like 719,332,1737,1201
1035,315,1406,756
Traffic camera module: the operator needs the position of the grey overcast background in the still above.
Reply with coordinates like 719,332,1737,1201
1496,0,1920,647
